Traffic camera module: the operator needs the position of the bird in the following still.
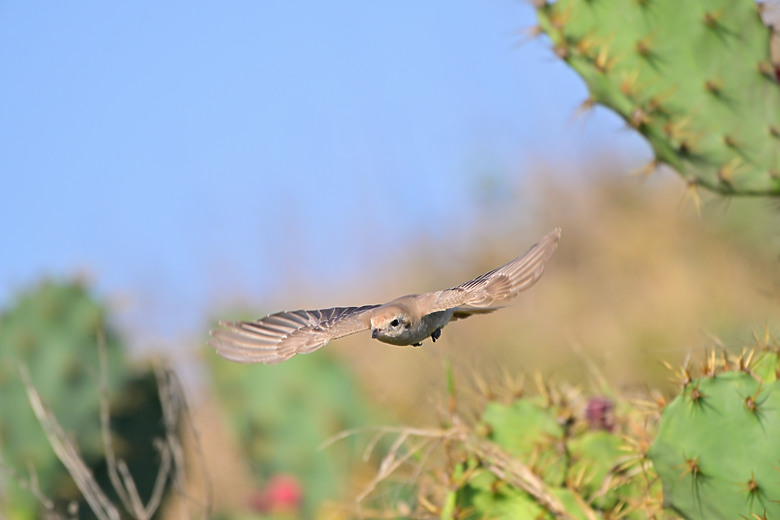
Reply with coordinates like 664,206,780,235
209,228,561,364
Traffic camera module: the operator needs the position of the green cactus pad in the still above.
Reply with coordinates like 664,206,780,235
481,400,568,485
536,0,780,195
455,397,657,518
454,460,592,520
649,371,780,519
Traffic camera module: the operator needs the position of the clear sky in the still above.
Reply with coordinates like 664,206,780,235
0,1,649,347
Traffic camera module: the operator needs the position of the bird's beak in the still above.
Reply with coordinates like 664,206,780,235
371,329,379,339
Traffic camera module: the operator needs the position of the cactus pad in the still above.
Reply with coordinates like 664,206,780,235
453,395,657,518
649,370,780,519
536,0,780,195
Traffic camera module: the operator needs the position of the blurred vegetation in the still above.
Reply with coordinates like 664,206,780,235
0,280,177,519
204,345,390,518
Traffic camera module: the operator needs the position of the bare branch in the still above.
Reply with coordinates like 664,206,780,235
142,440,172,518
19,364,120,520
460,430,583,520
154,363,213,518
96,331,133,513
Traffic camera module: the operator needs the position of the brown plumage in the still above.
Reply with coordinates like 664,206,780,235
209,228,561,364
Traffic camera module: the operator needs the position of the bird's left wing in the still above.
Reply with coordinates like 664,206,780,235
427,227,561,312
209,305,380,364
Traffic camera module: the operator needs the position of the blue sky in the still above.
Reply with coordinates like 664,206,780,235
0,1,649,345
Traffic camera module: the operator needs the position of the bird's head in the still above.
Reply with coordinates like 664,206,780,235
370,306,412,341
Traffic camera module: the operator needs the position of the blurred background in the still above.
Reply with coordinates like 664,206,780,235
2,1,779,519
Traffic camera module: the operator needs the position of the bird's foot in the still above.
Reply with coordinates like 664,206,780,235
431,328,442,342
412,342,423,347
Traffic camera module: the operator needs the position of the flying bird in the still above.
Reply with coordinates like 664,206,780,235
210,228,561,364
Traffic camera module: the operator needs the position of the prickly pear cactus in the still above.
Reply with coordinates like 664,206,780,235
0,279,125,517
536,0,780,195
452,394,659,519
649,361,780,519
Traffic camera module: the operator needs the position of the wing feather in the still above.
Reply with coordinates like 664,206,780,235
430,228,561,311
209,305,379,364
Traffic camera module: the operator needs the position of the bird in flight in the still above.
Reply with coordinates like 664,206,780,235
210,228,561,364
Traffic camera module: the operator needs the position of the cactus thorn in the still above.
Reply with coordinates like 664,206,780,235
684,181,703,217
594,45,615,73
744,383,763,414
636,38,651,57
549,7,571,31
663,116,693,142
662,360,693,387
739,348,756,373
576,34,597,56
472,372,494,400
703,10,724,29
655,393,666,412
677,455,702,480
554,43,570,59
688,382,705,405
533,371,551,405
619,70,640,97
739,472,760,498
758,61,776,79
752,328,768,349
631,159,659,180
574,97,596,119
630,108,650,128
705,78,723,95
717,157,744,185
513,26,545,49
719,350,731,371
724,134,739,149
702,350,717,377
769,126,780,139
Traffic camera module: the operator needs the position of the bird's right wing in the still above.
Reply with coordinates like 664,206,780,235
428,228,561,312
209,305,380,364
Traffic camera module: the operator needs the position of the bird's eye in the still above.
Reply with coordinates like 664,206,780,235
390,319,399,327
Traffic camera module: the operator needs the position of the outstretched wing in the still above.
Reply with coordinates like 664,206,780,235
429,228,561,312
209,305,380,364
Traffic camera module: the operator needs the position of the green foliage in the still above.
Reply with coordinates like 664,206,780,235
451,459,592,520
536,0,780,196
0,280,174,519
649,359,780,519
452,394,657,519
481,399,568,484
207,346,386,517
